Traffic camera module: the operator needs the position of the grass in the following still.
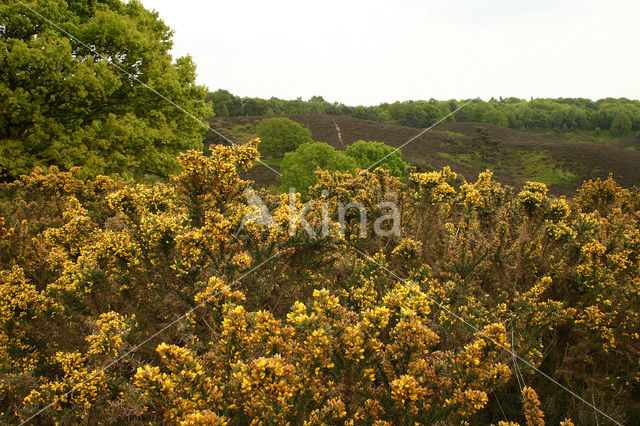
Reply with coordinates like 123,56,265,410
253,156,284,169
535,168,576,185
227,123,259,142
528,129,621,145
517,152,575,185
439,149,576,186
260,157,284,167
437,130,466,138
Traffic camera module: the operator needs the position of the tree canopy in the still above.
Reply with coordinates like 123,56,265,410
256,117,313,157
280,142,356,196
0,0,212,181
611,112,632,136
345,140,407,177
482,107,509,126
207,90,640,137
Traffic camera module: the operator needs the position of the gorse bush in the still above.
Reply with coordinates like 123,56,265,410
0,142,639,424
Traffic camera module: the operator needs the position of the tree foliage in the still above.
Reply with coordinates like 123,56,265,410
483,107,509,126
207,90,640,136
256,117,313,157
345,140,407,177
0,0,212,181
279,142,355,196
611,111,632,136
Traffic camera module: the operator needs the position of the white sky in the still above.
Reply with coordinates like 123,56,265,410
139,0,640,106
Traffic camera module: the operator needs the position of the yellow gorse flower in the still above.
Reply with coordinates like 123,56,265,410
0,145,636,425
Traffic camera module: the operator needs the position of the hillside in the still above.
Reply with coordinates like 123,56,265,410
207,114,640,195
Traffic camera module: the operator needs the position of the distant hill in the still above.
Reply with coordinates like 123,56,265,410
207,114,640,195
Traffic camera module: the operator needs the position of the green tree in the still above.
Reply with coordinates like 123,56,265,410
280,142,356,196
611,112,632,136
416,101,444,126
256,117,313,157
345,140,406,177
205,90,640,138
206,89,236,117
0,0,212,181
473,127,500,164
483,108,509,126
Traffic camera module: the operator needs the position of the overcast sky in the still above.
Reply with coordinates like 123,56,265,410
139,0,639,106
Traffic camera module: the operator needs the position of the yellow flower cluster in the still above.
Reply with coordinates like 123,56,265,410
391,237,422,259
409,166,458,203
86,312,134,357
522,386,545,426
390,374,426,413
518,181,549,216
0,146,637,425
459,169,507,213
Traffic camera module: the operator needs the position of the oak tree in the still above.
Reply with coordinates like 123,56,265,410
0,0,212,181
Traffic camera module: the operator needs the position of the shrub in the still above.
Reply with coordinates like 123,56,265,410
0,147,637,425
256,117,313,157
279,142,356,196
345,140,407,177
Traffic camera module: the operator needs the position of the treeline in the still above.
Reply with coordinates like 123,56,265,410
207,90,640,136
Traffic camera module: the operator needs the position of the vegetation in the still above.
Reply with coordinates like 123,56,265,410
279,142,355,196
439,150,576,187
2,2,639,424
256,117,313,157
0,0,212,181
207,90,640,139
277,139,406,196
345,140,407,177
1,145,639,424
473,127,500,164
611,112,632,136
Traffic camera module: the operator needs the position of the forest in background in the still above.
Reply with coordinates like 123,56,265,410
206,90,640,140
